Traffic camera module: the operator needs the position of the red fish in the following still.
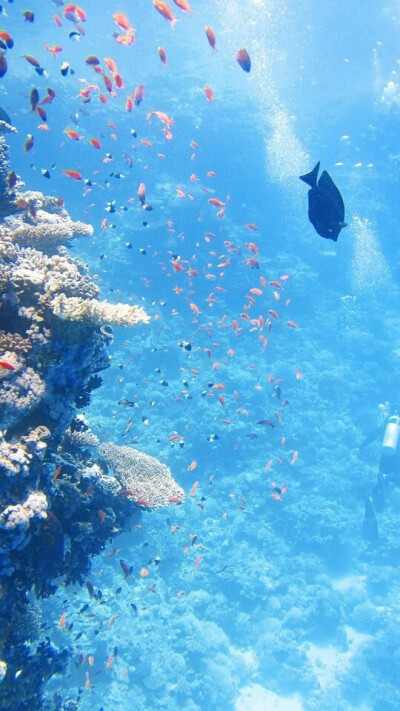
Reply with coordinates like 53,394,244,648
0,360,15,371
204,86,214,102
0,31,13,49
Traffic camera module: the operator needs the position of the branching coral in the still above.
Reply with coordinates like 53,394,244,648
7,217,93,252
98,442,185,508
51,293,150,327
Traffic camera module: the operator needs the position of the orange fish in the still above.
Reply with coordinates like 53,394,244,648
64,128,82,140
158,46,167,65
187,461,197,471
205,26,216,50
286,321,297,328
113,12,131,31
58,613,67,630
62,169,82,180
140,568,149,577
204,85,214,102
153,0,179,27
245,223,258,231
208,197,224,207
296,367,302,380
249,287,263,295
173,0,192,11
89,137,101,148
194,555,201,570
189,302,200,315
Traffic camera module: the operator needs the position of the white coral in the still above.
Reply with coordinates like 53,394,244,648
52,294,150,327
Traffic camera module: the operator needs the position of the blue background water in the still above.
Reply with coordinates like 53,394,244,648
2,0,400,709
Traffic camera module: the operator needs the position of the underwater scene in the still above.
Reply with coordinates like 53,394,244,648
0,0,400,710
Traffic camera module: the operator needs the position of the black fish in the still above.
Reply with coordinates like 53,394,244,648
0,106,11,125
299,162,346,242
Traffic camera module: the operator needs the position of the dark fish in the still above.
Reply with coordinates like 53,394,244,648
299,161,346,241
0,106,11,124
0,51,7,78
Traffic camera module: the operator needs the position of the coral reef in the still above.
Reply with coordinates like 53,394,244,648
0,121,178,710
98,442,185,508
51,293,150,327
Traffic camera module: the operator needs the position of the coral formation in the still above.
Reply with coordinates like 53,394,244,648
51,293,150,327
98,442,185,508
0,120,178,711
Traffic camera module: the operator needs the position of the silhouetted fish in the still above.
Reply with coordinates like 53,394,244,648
0,106,11,125
299,161,346,241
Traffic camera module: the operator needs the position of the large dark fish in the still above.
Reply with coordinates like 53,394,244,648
299,161,346,241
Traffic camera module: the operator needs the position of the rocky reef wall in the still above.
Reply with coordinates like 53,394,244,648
0,119,184,711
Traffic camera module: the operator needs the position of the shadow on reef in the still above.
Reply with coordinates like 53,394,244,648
0,119,184,710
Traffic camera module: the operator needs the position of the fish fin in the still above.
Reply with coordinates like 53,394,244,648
299,161,320,187
363,496,379,542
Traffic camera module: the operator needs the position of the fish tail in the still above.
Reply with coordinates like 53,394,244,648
299,161,320,187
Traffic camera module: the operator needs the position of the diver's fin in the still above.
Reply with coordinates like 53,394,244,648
299,161,320,188
363,496,379,542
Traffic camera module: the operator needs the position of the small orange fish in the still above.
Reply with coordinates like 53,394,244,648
194,555,201,570
245,223,258,231
249,287,263,295
208,197,224,207
153,0,179,27
158,46,167,65
296,367,302,380
205,26,216,50
62,169,82,180
89,137,101,148
187,461,197,471
140,568,149,577
204,85,214,102
189,302,200,315
113,12,132,31
58,613,67,630
173,0,192,11
286,320,298,328
64,128,82,140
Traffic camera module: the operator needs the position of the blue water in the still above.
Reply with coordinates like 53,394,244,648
2,0,400,709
